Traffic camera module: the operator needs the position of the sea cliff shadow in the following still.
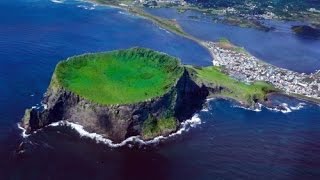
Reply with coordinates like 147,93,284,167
174,69,209,121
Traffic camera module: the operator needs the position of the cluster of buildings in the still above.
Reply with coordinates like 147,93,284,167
134,0,186,7
203,41,320,100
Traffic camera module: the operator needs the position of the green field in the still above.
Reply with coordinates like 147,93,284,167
188,66,277,104
54,48,184,105
129,8,187,36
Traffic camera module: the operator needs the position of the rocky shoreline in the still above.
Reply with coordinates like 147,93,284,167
22,45,314,142
21,67,210,142
21,2,320,143
202,41,320,104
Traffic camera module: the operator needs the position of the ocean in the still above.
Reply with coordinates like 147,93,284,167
0,0,319,179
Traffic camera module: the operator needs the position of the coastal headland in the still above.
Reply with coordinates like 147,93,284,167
21,48,276,142
22,0,320,142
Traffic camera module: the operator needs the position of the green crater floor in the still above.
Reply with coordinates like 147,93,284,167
54,48,184,105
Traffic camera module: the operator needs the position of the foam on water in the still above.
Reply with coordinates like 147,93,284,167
232,103,262,112
42,103,48,110
118,11,130,16
290,102,306,110
18,114,202,147
117,11,140,19
264,103,306,113
50,0,65,4
158,27,172,34
201,108,209,112
77,5,95,10
265,103,291,113
17,123,30,138
232,102,306,113
308,8,320,13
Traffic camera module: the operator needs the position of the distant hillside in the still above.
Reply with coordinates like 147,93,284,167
185,0,320,14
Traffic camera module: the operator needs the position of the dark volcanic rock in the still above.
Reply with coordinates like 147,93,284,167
21,69,211,142
174,69,209,121
291,25,320,39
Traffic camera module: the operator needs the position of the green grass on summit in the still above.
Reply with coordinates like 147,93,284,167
53,48,184,105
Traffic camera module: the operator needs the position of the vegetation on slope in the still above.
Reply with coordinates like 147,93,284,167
129,8,187,36
187,66,277,105
91,0,188,37
218,37,247,54
93,0,133,6
54,48,184,105
142,116,178,139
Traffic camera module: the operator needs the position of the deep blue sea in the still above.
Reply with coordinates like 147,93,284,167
0,0,320,179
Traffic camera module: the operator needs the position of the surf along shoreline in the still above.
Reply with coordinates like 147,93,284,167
14,0,320,150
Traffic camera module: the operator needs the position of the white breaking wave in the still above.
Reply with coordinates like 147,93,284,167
118,11,132,16
118,11,127,15
254,103,262,112
290,103,306,110
50,0,65,4
265,103,291,113
201,108,209,112
42,103,48,110
233,103,262,112
265,103,306,113
17,123,30,138
158,26,171,34
280,103,292,113
76,0,100,7
77,5,95,10
117,11,140,19
233,102,306,113
18,114,202,148
308,8,320,13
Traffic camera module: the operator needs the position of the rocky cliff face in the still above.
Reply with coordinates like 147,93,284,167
22,69,209,142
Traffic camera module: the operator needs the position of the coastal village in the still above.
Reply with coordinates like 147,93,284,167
136,0,186,7
126,0,320,103
101,0,320,103
203,41,320,101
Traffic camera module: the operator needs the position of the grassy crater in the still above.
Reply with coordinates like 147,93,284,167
54,48,184,105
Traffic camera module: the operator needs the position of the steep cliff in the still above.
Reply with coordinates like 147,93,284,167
21,48,209,142
21,48,274,142
22,69,209,142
